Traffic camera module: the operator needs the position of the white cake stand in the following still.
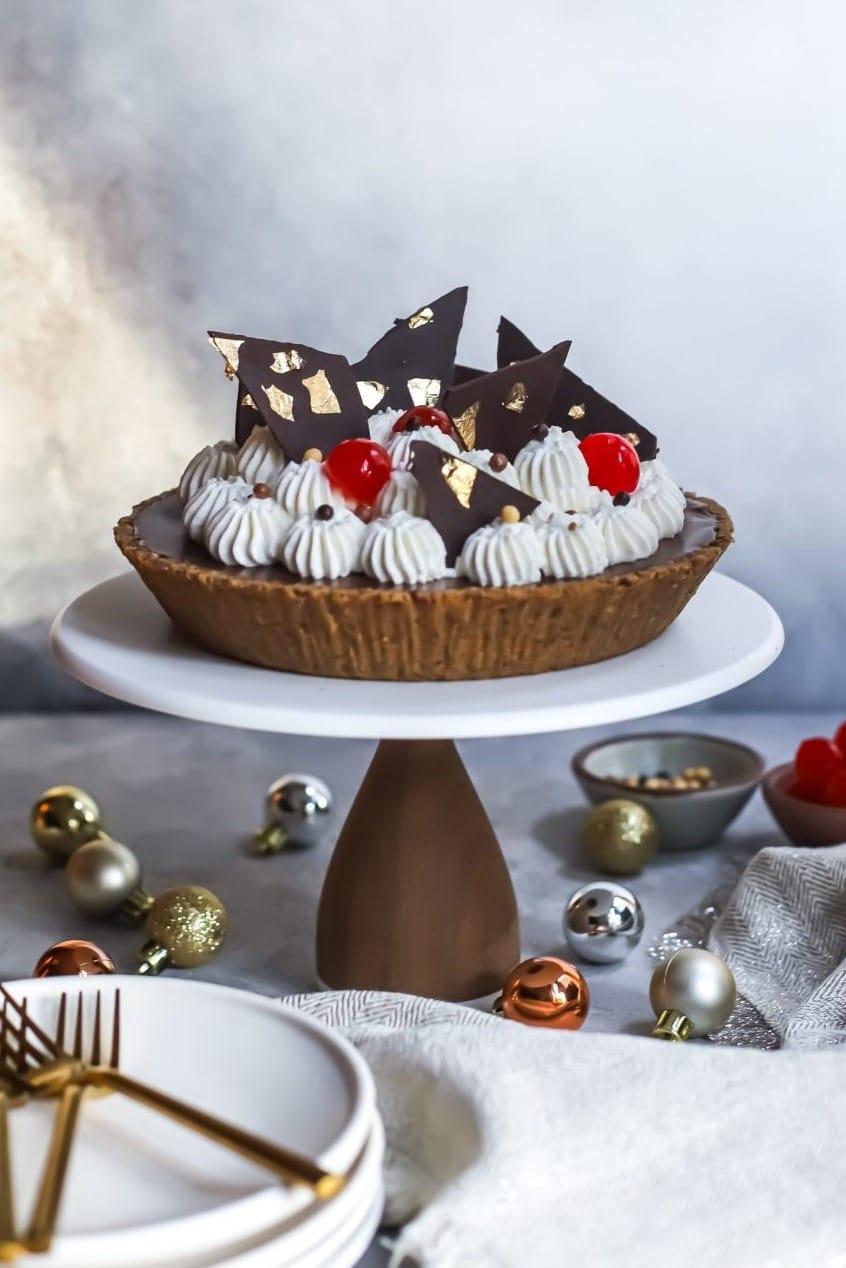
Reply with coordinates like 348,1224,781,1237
52,569,783,1000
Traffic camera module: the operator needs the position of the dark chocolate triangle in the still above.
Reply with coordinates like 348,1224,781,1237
496,317,542,367
351,287,468,415
452,363,486,386
209,332,367,462
235,383,263,446
442,343,570,461
496,317,658,459
410,442,539,565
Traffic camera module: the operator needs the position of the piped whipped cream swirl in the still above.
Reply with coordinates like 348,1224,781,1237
281,506,365,580
457,519,543,587
513,426,594,510
203,490,291,567
182,475,252,542
375,470,426,518
536,512,609,579
273,457,343,518
632,459,686,539
595,496,660,565
368,408,405,448
178,441,238,502
236,425,286,485
387,426,459,471
360,511,447,585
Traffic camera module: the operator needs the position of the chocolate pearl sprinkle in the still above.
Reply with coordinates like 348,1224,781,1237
532,423,550,441
315,504,335,521
613,492,631,507
490,452,508,473
252,483,272,499
355,505,374,523
404,419,422,432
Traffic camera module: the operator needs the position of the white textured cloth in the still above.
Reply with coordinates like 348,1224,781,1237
289,990,846,1268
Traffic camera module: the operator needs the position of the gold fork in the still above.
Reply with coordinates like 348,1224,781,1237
0,987,344,1216
0,999,28,1262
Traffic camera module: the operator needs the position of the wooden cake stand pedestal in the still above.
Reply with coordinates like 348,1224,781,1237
52,571,782,1002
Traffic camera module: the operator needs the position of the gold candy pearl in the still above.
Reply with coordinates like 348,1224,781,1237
138,885,228,975
585,799,658,876
30,786,104,862
500,505,521,525
302,447,324,463
34,939,116,977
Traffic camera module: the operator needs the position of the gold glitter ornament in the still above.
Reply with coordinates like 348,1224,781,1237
137,885,227,975
585,799,658,875
30,786,104,862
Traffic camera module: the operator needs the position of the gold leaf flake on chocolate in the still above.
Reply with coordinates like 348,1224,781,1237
407,306,434,329
503,381,528,413
568,403,586,421
303,368,341,414
262,384,295,421
408,377,441,407
441,456,477,509
210,336,244,379
270,348,305,374
356,380,388,410
242,393,258,410
624,431,641,447
451,402,480,450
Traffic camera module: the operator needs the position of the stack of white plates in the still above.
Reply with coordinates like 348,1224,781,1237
5,977,383,1267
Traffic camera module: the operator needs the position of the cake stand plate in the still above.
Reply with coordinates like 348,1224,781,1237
52,570,783,1000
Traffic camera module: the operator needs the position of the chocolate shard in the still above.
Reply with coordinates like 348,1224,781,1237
209,331,367,461
235,383,262,446
351,286,468,415
452,363,486,386
497,316,658,460
410,441,539,565
442,343,571,460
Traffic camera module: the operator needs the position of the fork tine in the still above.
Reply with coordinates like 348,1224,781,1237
72,998,83,1062
55,994,67,1050
0,985,60,1056
91,994,102,1066
17,1001,29,1075
110,990,120,1069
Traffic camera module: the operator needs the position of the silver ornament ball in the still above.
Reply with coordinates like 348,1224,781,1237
649,947,736,1040
564,880,644,964
259,773,333,852
65,836,142,917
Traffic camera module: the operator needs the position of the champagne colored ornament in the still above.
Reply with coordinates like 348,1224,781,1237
256,774,333,855
65,837,154,919
34,939,116,977
585,799,658,876
137,885,227,975
649,948,736,1041
495,955,590,1030
564,880,644,964
30,786,104,862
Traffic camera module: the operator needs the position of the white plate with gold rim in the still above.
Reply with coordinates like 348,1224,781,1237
4,977,375,1267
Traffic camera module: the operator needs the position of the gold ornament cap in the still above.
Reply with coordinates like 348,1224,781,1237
138,885,227,974
34,939,116,977
585,799,658,876
30,786,103,862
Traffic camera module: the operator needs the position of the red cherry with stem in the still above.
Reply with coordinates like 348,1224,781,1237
324,439,392,507
823,769,846,809
578,433,640,496
794,737,845,798
834,721,846,757
392,406,453,436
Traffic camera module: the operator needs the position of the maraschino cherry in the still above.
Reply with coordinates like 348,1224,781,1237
579,433,640,497
794,737,844,801
324,438,392,506
392,406,453,435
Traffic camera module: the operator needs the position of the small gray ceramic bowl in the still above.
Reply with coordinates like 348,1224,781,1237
571,732,764,851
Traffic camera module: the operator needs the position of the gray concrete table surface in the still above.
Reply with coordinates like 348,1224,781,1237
0,708,829,1264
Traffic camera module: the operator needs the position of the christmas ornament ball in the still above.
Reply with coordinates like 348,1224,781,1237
30,786,103,861
564,880,644,964
585,799,658,875
498,955,590,1030
142,885,228,971
258,774,333,853
65,837,141,916
34,939,116,977
650,948,736,1040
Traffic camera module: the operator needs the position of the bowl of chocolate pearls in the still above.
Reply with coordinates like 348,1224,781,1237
571,732,765,851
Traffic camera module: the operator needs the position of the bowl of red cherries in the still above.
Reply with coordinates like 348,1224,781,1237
762,723,846,846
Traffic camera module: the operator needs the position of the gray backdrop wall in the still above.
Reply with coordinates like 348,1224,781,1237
1,0,844,708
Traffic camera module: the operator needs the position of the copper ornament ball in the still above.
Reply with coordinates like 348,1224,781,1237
34,939,116,977
585,799,658,876
498,955,590,1030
